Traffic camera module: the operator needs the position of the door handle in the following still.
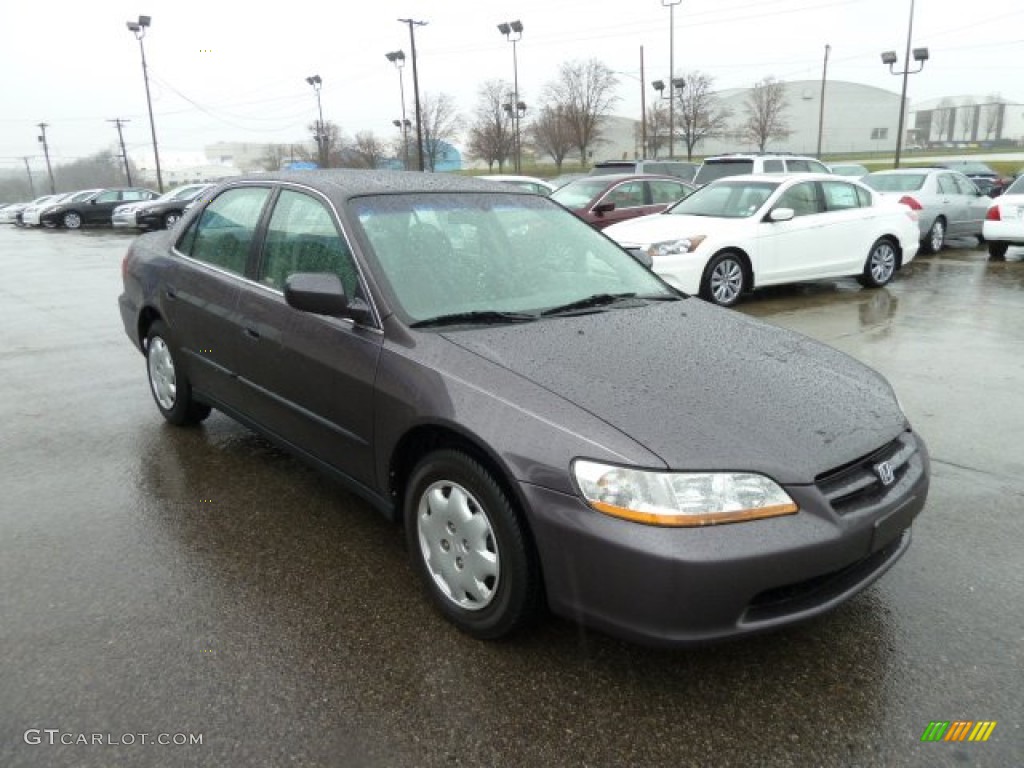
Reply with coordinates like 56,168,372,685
165,286,177,300
244,327,261,340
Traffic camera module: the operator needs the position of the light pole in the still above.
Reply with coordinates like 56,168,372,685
816,44,831,158
881,0,928,169
661,0,682,158
305,75,326,168
651,78,685,159
502,99,527,170
36,122,55,194
385,51,411,169
497,20,524,173
399,18,427,172
126,16,163,192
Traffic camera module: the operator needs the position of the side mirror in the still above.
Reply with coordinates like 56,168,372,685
769,207,795,222
284,272,370,323
592,201,615,217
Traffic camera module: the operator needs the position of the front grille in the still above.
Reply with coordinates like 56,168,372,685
815,431,917,515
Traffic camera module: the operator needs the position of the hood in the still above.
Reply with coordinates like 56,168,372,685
442,301,905,484
606,213,749,246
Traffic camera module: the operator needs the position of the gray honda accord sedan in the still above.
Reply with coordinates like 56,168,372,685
119,171,930,647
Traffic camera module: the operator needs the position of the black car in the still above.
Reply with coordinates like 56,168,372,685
112,183,214,231
41,187,158,229
119,170,929,647
935,161,1012,196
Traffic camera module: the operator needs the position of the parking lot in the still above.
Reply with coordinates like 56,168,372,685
0,225,1021,767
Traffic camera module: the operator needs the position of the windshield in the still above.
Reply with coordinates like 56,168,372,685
665,180,779,218
161,185,208,202
1005,175,1024,195
550,179,617,209
863,174,926,193
68,189,100,203
946,162,992,174
693,160,754,185
350,192,673,324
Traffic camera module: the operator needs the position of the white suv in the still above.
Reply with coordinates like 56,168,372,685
694,154,830,186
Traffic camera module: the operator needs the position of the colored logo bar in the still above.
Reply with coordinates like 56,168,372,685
921,721,997,742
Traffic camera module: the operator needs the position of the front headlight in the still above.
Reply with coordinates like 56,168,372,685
573,459,798,527
645,236,706,258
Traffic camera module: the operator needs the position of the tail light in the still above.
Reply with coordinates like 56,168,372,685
898,195,922,210
986,206,1001,221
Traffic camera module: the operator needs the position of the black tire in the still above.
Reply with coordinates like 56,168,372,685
62,211,83,230
144,321,211,426
921,217,945,254
987,241,1009,260
699,251,747,307
858,238,898,288
163,211,182,229
404,449,541,640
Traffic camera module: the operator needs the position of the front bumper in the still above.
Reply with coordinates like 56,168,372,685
112,211,139,229
521,431,930,647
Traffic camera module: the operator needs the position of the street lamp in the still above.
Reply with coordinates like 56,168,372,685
305,75,326,168
498,20,524,173
661,0,682,158
385,51,411,169
398,18,427,172
651,78,685,158
126,15,163,192
881,0,928,168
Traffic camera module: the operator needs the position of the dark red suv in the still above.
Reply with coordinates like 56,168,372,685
550,173,695,229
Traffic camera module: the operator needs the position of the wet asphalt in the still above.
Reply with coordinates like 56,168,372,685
0,226,1021,768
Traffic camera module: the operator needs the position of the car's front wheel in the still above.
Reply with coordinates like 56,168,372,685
987,241,1009,260
62,211,83,230
145,321,211,426
700,251,747,307
859,238,898,288
922,217,945,254
405,450,541,640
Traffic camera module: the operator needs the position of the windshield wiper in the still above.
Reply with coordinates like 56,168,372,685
409,310,538,329
541,292,678,316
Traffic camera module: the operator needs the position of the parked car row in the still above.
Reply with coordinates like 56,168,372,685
0,184,212,231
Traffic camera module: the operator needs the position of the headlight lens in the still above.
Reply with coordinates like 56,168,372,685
646,236,705,258
573,459,798,527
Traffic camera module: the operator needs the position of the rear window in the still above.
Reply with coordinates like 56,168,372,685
862,174,926,193
694,160,754,185
589,163,636,176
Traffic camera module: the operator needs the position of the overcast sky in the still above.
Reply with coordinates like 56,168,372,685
1,0,1021,170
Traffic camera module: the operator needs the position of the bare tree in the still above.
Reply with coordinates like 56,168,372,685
55,150,139,191
544,59,620,166
344,131,387,169
420,92,464,172
306,120,348,168
260,144,292,171
466,79,515,171
644,102,669,159
983,93,1003,140
933,98,955,142
741,77,791,152
957,98,977,141
529,105,575,171
673,71,732,160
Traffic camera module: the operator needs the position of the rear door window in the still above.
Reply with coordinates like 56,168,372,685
821,181,863,211
762,159,785,173
177,186,271,276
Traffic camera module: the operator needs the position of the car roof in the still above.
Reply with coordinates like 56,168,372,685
563,172,694,184
706,172,839,183
217,170,530,200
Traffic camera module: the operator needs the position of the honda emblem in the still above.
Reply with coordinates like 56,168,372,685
875,461,895,486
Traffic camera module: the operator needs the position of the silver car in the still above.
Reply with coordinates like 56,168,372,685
863,168,990,253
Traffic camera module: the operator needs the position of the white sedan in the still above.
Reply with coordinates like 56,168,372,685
604,173,920,307
982,175,1024,259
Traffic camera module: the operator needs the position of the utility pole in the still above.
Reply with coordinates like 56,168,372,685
108,118,133,185
816,44,831,158
37,123,56,194
22,157,36,197
399,17,427,172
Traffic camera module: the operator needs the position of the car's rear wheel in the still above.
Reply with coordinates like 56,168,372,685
164,211,181,229
859,238,898,288
700,251,747,307
987,241,1009,260
145,321,211,426
62,211,83,230
404,449,540,640
922,217,945,254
